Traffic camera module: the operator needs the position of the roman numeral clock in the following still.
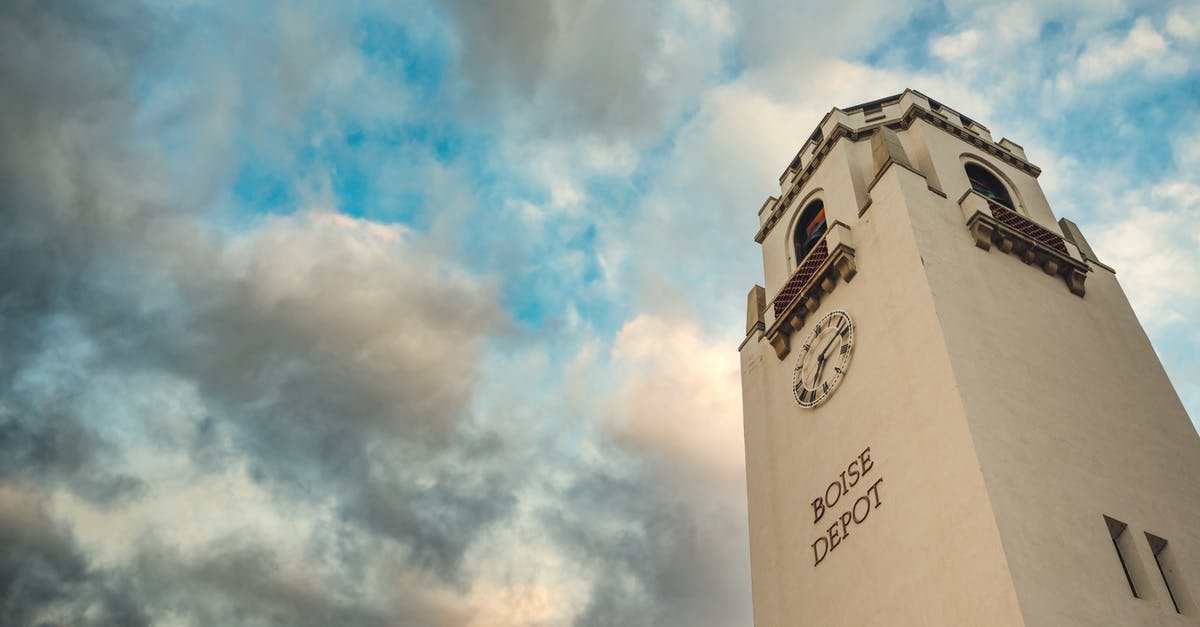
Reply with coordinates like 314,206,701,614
791,310,854,408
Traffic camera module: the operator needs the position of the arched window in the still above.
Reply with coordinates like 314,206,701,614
965,162,1014,209
794,200,827,263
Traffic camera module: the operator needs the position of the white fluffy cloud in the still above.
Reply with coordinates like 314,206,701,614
1058,17,1188,93
931,29,982,61
1166,7,1200,42
1092,183,1200,326
606,314,746,493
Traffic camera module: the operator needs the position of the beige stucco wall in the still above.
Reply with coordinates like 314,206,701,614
742,162,1026,627
906,130,1200,626
741,90,1200,626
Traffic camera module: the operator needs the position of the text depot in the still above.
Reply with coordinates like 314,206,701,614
811,447,884,567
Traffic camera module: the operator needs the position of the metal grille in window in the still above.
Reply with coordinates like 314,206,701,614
988,201,1070,256
773,240,828,317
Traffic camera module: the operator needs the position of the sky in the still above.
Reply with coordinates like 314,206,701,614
2,1,1199,625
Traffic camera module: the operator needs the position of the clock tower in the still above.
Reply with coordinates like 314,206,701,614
738,89,1200,626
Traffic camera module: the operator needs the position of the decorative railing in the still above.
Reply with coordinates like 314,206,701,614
772,240,829,317
987,201,1069,256
761,223,857,359
960,190,1088,297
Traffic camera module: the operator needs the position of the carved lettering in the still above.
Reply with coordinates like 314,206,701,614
846,459,861,487
824,481,842,510
867,477,884,508
812,536,829,566
859,447,873,475
851,494,871,524
839,511,853,540
810,446,886,567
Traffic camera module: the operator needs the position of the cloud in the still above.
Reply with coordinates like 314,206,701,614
542,314,751,627
731,0,922,72
606,314,745,492
930,29,982,61
1057,16,1188,93
0,1,522,622
543,458,751,627
1077,118,1200,431
1,480,421,627
1078,17,1170,79
439,0,730,139
0,483,149,626
209,209,501,439
1166,6,1200,42
595,58,908,326
1091,184,1200,326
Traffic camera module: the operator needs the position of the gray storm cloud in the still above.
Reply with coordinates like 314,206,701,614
0,1,756,626
440,0,726,140
0,1,511,623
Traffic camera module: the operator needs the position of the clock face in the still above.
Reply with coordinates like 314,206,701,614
792,310,855,408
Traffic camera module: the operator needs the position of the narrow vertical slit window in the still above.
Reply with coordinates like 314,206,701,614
1104,515,1138,598
1146,532,1186,615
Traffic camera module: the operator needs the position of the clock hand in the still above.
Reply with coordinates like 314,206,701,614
809,331,840,387
817,326,841,358
811,353,826,387
813,328,845,383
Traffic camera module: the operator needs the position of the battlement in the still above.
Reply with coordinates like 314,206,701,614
775,89,1031,186
757,89,1034,239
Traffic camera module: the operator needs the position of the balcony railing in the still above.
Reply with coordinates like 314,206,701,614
773,239,828,317
959,190,1088,296
987,201,1069,256
762,222,857,359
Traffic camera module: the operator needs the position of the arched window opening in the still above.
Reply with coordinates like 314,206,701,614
965,162,1014,209
794,200,827,263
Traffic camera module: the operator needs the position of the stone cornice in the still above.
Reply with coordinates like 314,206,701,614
906,106,1040,177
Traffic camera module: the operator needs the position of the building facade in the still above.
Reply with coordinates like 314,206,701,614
738,89,1200,626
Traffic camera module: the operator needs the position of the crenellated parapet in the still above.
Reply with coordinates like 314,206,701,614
756,89,1037,245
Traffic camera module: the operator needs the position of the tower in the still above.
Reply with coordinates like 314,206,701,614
738,90,1200,626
